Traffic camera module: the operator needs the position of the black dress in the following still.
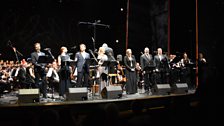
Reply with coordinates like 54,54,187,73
58,55,71,97
124,55,137,94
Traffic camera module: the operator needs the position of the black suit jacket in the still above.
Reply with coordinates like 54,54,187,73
75,52,90,73
31,51,45,73
140,54,155,71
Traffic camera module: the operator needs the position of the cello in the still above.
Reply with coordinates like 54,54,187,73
117,63,126,83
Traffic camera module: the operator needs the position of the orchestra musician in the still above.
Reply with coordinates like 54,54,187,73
17,59,35,89
180,52,195,89
168,54,180,85
135,62,142,90
124,49,137,94
31,42,48,99
140,47,155,93
102,43,116,84
74,43,90,88
57,46,72,100
46,60,60,98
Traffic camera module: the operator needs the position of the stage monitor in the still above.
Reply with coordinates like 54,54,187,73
67,87,88,101
101,85,122,99
152,84,171,95
18,89,40,103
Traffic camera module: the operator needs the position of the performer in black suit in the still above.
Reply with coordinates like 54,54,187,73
140,47,155,93
74,43,90,87
31,42,47,98
154,48,169,84
124,49,137,94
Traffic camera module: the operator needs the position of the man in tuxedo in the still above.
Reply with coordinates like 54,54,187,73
140,47,155,92
31,42,47,99
74,43,90,87
154,48,169,84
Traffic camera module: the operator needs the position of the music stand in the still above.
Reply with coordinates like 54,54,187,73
63,59,76,67
37,55,54,64
37,55,54,99
143,66,155,73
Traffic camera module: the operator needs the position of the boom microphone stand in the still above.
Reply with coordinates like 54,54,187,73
78,20,110,53
8,40,23,63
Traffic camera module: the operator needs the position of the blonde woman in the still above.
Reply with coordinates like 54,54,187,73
97,47,108,92
124,49,137,94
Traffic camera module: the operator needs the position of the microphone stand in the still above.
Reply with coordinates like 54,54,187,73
8,41,23,63
89,49,99,97
78,20,110,54
45,48,55,100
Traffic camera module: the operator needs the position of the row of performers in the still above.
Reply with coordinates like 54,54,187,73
0,43,198,99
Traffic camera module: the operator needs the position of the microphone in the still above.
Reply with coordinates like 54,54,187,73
67,53,73,56
91,37,95,42
7,40,12,46
71,46,76,49
88,49,92,52
44,48,51,51
94,49,98,54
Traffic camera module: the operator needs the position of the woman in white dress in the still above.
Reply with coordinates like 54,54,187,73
97,47,108,92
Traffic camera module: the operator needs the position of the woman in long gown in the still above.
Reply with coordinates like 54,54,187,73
124,49,137,94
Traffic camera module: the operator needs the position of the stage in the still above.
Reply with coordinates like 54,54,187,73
0,87,196,109
0,87,205,126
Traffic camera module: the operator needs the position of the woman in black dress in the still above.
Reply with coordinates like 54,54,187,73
58,46,72,100
124,49,137,94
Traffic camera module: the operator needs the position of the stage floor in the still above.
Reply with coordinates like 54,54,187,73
0,87,196,106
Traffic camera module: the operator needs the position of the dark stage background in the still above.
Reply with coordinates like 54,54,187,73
0,0,222,124
0,0,220,86
0,0,169,63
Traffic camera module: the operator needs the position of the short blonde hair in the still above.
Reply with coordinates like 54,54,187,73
98,47,105,54
126,49,132,56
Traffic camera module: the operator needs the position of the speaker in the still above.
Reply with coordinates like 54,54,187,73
173,83,188,94
152,84,171,95
101,85,122,99
67,87,88,101
18,89,40,103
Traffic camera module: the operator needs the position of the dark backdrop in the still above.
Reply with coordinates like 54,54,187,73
0,0,169,63
0,0,127,61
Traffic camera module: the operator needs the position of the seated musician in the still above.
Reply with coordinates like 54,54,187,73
17,59,35,89
46,60,60,93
